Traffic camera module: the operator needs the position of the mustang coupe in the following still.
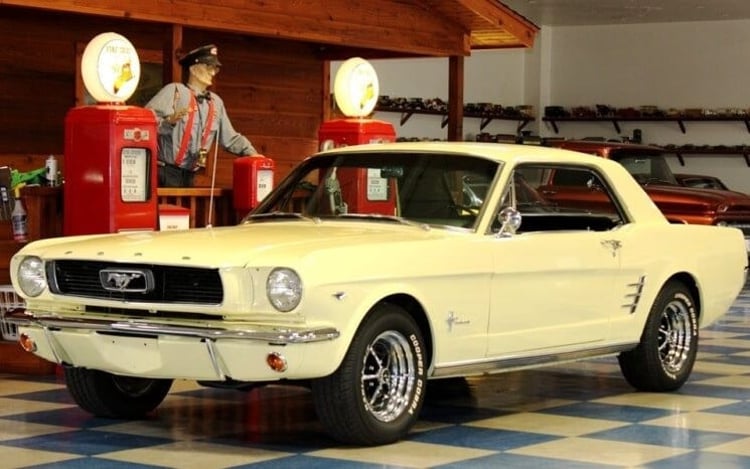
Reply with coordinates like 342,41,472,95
8,142,748,446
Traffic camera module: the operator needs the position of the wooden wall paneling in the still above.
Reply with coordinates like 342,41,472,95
322,60,331,123
0,236,19,285
0,7,171,156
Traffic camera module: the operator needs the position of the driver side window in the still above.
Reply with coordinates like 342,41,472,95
495,163,626,233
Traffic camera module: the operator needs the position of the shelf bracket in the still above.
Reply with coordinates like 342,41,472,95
744,152,750,167
675,152,685,166
479,117,493,131
610,119,621,134
677,119,686,133
441,115,449,128
744,119,750,134
546,119,560,134
399,111,414,126
517,119,530,133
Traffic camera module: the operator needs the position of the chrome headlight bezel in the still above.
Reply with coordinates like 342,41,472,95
17,256,47,297
266,267,303,312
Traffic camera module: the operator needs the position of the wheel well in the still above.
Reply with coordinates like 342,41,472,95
666,272,701,318
377,294,433,369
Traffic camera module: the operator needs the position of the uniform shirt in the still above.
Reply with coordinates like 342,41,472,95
146,83,257,169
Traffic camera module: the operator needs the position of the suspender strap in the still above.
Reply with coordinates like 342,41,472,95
174,92,216,168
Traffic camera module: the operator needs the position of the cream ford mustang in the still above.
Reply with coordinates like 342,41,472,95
8,142,748,446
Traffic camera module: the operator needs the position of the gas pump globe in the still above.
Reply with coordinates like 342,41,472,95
319,57,396,150
332,57,379,120
63,32,159,236
81,32,142,104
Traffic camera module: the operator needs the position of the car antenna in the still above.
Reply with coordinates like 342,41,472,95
206,140,219,228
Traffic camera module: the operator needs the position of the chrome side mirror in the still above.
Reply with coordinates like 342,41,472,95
497,207,522,237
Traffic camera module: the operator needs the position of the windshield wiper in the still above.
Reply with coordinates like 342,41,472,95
333,213,429,229
243,212,318,223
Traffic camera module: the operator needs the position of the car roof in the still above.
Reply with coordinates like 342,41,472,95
318,141,614,168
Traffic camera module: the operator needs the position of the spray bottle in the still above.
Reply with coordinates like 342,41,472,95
11,186,28,243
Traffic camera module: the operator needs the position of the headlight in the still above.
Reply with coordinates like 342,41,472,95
266,268,302,312
17,256,46,297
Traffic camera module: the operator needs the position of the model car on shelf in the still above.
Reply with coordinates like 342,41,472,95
675,173,730,191
7,142,748,446
547,140,750,253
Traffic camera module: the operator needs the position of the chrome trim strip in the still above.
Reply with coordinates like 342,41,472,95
432,343,636,378
205,340,227,380
7,311,339,344
621,275,646,314
42,326,63,364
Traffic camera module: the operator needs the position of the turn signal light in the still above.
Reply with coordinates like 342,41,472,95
19,333,37,352
266,352,287,372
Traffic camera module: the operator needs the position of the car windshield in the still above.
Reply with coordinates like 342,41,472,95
248,151,500,229
611,152,678,186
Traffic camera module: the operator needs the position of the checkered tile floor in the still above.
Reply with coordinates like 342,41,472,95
2,286,750,469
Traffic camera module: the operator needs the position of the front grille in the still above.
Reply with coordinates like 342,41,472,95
48,260,223,305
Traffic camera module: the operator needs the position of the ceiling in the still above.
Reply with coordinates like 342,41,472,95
500,0,750,26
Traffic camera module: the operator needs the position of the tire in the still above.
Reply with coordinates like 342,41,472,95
311,303,427,445
64,367,173,418
618,281,698,391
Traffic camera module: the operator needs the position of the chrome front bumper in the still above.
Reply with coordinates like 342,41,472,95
5,310,340,344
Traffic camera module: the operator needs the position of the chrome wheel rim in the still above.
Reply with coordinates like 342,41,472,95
361,330,416,422
658,299,693,374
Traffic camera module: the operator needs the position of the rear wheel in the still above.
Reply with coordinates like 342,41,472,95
312,303,427,445
618,281,698,391
64,367,173,418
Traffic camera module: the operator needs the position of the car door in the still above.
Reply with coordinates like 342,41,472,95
485,164,625,357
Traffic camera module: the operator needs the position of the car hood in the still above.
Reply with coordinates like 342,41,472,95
21,220,445,267
644,184,750,209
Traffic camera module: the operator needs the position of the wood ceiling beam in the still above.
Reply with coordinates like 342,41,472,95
455,0,538,47
0,0,479,56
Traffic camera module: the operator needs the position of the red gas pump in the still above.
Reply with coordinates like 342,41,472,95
233,155,275,218
318,118,397,215
63,105,158,235
63,32,158,236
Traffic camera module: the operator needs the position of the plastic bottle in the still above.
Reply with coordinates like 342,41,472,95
45,154,58,186
11,193,28,243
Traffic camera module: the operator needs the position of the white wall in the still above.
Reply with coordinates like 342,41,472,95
333,50,528,141
544,19,750,192
333,19,750,192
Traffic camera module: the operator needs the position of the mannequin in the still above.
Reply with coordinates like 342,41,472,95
146,44,258,187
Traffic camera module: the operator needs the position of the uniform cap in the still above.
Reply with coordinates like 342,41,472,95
178,44,221,67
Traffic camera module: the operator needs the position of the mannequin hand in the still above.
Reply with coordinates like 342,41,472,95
166,108,188,125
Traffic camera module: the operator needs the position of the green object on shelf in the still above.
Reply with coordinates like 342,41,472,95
11,168,46,190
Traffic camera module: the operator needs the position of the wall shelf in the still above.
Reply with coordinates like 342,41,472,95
376,106,533,133
662,147,750,166
542,116,750,134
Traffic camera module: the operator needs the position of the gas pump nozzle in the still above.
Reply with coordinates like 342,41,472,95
325,173,347,215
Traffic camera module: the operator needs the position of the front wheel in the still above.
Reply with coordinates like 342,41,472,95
64,367,173,418
312,303,427,445
618,281,698,391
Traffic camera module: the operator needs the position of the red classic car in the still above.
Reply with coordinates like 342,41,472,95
543,140,750,252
